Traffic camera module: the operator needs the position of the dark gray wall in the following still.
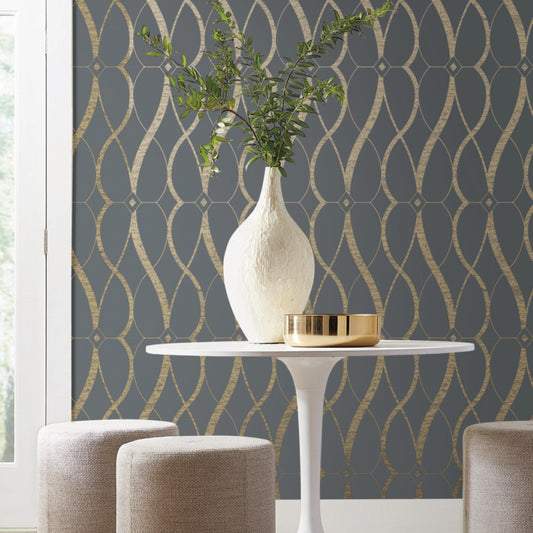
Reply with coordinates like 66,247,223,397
73,0,533,498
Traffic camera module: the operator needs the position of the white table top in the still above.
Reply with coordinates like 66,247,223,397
147,339,475,358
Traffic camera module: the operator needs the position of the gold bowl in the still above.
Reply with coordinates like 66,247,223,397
284,314,381,347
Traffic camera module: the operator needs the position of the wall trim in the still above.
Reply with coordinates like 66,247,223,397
45,0,72,423
275,499,463,533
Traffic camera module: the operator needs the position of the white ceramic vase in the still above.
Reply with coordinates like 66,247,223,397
223,166,315,343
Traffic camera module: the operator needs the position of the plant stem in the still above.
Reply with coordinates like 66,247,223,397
221,106,261,146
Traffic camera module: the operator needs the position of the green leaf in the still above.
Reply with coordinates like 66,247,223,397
292,117,308,128
182,54,187,67
245,154,262,170
166,73,176,88
146,51,162,57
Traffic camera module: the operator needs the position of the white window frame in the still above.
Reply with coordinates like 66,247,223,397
0,1,45,525
0,0,71,526
46,0,72,424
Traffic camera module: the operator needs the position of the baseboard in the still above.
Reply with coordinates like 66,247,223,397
276,499,463,533
1,499,462,532
0,530,36,532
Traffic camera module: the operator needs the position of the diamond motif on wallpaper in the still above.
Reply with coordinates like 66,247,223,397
481,322,500,351
445,57,461,77
409,192,426,213
161,61,176,75
338,191,355,213
374,57,390,77
159,328,176,343
90,328,105,349
410,51,428,80
125,192,140,213
195,192,212,213
232,330,244,341
518,329,532,348
443,187,462,216
371,186,392,213
86,187,106,217
517,57,532,77
514,188,533,219
481,192,496,213
158,186,179,218
88,57,105,78
481,52,499,81
446,329,460,342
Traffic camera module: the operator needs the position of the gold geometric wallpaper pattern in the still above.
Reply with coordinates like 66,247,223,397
73,0,533,498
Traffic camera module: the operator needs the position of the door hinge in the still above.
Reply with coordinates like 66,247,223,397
44,228,48,255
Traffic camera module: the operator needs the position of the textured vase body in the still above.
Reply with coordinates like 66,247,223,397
223,167,315,343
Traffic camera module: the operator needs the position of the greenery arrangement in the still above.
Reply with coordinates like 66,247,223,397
137,0,393,176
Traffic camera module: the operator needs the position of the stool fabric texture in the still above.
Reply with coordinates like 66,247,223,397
116,435,275,533
38,419,178,533
463,421,533,533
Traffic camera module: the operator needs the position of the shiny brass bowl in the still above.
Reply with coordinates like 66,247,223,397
284,314,381,347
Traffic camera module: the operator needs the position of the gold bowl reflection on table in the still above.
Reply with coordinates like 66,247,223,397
284,314,381,347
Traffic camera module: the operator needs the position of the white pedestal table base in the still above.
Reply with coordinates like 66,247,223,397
279,356,344,533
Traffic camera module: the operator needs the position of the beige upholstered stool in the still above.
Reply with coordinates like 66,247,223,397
38,419,178,533
116,435,275,533
463,421,533,532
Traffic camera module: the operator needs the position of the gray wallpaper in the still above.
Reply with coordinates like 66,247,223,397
73,0,533,498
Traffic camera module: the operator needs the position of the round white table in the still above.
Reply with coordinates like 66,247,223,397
147,340,475,533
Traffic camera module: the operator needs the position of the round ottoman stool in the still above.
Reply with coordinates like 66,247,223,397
117,435,275,533
38,419,178,533
463,421,533,532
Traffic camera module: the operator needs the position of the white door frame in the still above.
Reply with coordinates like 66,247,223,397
46,0,72,424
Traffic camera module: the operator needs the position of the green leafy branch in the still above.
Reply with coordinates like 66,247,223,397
136,0,394,176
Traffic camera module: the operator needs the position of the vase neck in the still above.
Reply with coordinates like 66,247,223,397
257,166,285,212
